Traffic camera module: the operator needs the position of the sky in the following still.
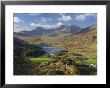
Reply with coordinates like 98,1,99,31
14,13,97,32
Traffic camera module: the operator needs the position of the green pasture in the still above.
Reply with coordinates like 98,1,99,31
83,59,97,64
29,57,52,64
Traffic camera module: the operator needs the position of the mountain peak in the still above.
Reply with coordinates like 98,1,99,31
79,24,97,33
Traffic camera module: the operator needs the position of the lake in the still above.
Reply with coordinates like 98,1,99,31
42,47,65,55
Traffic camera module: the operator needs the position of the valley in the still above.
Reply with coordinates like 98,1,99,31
15,24,97,58
14,24,97,75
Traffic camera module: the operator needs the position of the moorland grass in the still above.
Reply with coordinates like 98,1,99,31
29,57,52,64
83,59,97,64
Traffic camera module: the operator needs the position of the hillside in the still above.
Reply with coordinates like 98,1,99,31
64,27,97,58
14,37,47,75
14,37,46,58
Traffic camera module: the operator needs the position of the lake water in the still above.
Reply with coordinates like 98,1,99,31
42,47,65,55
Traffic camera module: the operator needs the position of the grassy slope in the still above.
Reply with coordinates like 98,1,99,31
84,59,97,64
29,57,52,64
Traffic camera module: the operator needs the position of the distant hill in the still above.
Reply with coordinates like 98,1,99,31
65,27,97,49
54,25,82,34
64,24,97,57
78,24,97,33
14,25,82,36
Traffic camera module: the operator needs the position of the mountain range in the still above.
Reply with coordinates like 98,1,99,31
14,24,96,37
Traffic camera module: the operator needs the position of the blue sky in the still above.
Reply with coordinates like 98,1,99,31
14,13,97,32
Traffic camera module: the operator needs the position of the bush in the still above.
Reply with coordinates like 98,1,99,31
33,60,79,75
54,50,68,56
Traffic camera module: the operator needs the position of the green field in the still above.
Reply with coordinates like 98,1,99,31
29,57,52,64
83,59,97,64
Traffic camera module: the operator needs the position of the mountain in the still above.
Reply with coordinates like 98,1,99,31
15,25,82,36
18,27,53,36
68,25,82,34
55,25,82,34
14,24,97,47
64,24,97,54
79,24,97,33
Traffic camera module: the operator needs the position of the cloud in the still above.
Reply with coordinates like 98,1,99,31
40,18,48,22
30,17,54,29
14,17,20,23
34,18,52,24
58,14,72,22
75,13,96,21
84,13,96,17
30,21,63,29
14,26,32,32
28,13,41,16
56,22,63,27
43,24,56,29
30,22,56,29
30,23,35,26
